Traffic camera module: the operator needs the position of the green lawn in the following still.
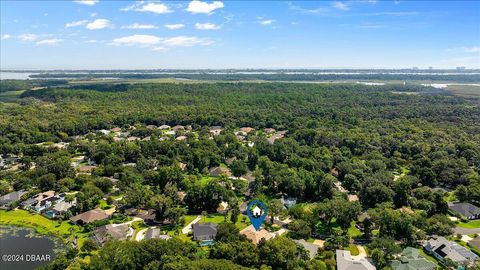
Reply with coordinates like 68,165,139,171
345,244,359,256
457,220,480,229
418,249,440,264
184,213,250,230
315,220,363,238
348,221,362,237
199,176,216,186
444,192,456,202
0,209,84,240
183,215,198,226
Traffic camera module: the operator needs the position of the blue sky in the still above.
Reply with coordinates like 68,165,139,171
1,0,479,69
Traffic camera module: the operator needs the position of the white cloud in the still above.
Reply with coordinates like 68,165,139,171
74,0,99,6
153,46,168,52
1,34,11,40
112,35,162,46
332,1,349,11
89,12,97,17
365,11,420,16
18,33,38,41
165,24,185,30
162,36,213,47
121,2,172,14
65,20,89,28
195,22,221,30
36,38,63,45
122,23,157,29
186,0,224,14
259,19,275,25
111,34,213,48
462,46,480,53
86,19,113,30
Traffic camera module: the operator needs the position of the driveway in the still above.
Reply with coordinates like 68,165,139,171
135,228,148,241
453,226,480,235
182,215,201,234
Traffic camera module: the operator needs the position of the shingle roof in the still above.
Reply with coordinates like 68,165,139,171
70,209,109,224
336,250,376,270
192,222,218,238
94,224,132,245
449,202,480,217
144,228,171,240
0,190,27,205
294,239,319,259
391,248,436,270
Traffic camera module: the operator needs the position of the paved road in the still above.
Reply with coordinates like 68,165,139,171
453,226,480,235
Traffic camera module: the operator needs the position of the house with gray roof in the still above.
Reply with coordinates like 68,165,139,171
0,190,27,209
192,222,218,242
93,224,133,246
144,228,171,240
336,250,376,270
425,236,479,266
391,247,436,270
449,202,480,220
294,239,319,259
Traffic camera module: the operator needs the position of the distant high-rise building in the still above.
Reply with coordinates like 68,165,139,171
428,66,433,70
412,67,419,70
456,66,466,70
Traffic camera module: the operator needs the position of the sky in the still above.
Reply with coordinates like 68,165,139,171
0,0,479,69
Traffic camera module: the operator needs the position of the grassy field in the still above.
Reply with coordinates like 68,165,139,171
0,209,83,239
446,84,480,98
0,90,25,102
184,213,250,230
457,220,480,229
345,244,359,256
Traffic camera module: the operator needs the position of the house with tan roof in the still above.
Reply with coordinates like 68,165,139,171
240,225,275,245
70,209,110,225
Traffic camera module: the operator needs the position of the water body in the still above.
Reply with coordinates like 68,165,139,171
0,72,38,80
0,226,65,270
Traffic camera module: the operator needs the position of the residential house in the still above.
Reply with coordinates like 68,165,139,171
240,225,274,245
216,201,229,214
264,128,276,134
192,222,218,242
175,135,187,141
0,190,27,209
424,236,479,265
391,247,437,270
281,197,297,209
266,130,287,144
144,228,171,240
209,126,223,136
45,198,76,219
93,224,133,246
209,166,232,177
172,125,185,131
21,191,60,212
336,250,376,270
348,194,359,202
158,125,171,130
240,127,255,134
78,165,97,174
98,129,110,135
110,127,122,133
449,202,480,220
294,239,319,259
70,209,110,225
